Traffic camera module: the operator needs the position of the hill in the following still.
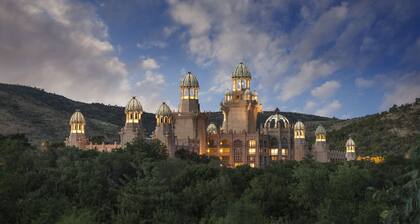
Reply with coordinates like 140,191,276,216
326,100,420,156
1,83,418,156
0,83,332,145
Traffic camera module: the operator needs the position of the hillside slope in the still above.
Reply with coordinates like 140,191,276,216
0,83,332,144
326,100,420,156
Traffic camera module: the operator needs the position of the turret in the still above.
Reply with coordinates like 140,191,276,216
313,125,328,162
179,72,200,113
154,102,175,157
293,121,307,160
120,96,144,146
65,110,88,148
345,137,356,161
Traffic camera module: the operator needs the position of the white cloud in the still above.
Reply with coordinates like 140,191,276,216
135,70,167,111
381,72,420,109
311,80,341,99
355,77,374,88
0,0,131,105
279,60,338,101
315,100,342,117
140,58,160,70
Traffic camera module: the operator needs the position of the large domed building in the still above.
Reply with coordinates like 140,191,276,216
64,62,353,166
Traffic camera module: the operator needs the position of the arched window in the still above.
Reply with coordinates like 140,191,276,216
281,137,288,147
270,138,278,148
270,120,276,128
233,140,243,147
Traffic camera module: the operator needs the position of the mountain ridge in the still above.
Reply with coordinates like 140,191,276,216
1,82,419,156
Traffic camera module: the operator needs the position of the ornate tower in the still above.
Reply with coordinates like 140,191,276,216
174,72,207,154
345,137,356,161
120,96,144,146
221,62,262,133
179,72,200,113
312,125,329,162
65,110,88,148
293,121,307,161
154,102,176,157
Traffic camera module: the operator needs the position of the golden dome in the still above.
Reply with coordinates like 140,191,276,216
264,108,289,128
294,121,305,130
69,110,85,124
180,72,199,88
125,96,143,113
346,137,356,147
232,62,251,79
156,102,172,117
315,125,326,135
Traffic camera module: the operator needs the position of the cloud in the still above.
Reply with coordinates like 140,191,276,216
315,100,342,117
140,58,160,70
355,77,374,88
136,40,167,49
279,60,338,101
311,80,341,99
135,70,167,111
0,0,130,105
381,72,420,109
168,0,420,117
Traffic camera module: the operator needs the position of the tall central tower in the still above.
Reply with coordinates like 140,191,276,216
221,62,262,133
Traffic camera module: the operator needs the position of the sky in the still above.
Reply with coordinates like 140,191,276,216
0,0,419,118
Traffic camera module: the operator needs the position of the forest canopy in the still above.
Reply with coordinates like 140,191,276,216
0,134,419,224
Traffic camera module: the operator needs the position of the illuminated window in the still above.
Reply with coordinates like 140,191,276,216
249,163,255,168
248,148,256,155
281,148,287,156
270,148,278,155
248,140,256,147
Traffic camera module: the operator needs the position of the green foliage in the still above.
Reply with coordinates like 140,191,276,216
1,134,419,224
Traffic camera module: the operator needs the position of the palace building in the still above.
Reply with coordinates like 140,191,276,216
65,62,356,167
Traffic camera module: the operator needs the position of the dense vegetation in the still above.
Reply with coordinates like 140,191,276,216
1,134,420,224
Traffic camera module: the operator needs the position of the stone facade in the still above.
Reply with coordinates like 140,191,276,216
65,62,356,167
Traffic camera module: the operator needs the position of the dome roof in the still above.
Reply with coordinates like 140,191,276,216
125,96,143,113
207,123,218,134
315,125,326,135
346,137,356,147
156,102,172,117
69,110,85,124
264,108,289,128
180,72,199,88
294,121,305,130
232,62,251,79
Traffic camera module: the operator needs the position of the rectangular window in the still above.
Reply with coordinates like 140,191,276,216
270,148,278,156
248,148,256,155
248,140,256,147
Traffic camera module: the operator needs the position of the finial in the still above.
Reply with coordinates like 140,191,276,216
274,108,280,114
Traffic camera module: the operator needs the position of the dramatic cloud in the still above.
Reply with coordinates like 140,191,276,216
0,0,132,105
311,80,341,99
140,58,160,70
280,60,338,101
168,0,420,116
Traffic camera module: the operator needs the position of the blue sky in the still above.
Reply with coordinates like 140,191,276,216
1,0,419,118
